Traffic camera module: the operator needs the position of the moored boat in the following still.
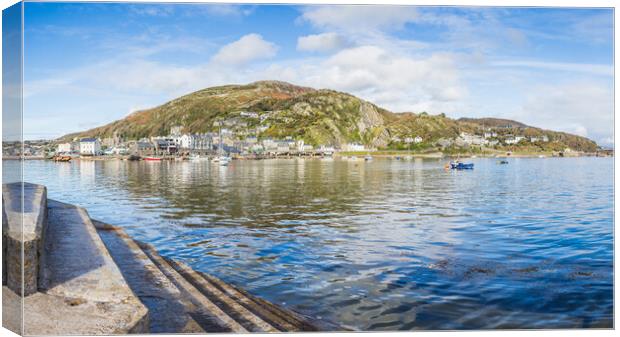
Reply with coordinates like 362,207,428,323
449,161,474,170
217,156,231,166
127,154,141,161
144,156,162,161
52,155,72,162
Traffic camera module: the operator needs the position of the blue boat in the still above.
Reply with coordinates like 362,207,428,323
450,162,474,170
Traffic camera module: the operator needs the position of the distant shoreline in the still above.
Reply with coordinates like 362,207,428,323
2,152,612,161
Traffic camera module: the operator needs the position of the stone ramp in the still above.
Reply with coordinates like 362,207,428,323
94,220,321,333
2,198,148,335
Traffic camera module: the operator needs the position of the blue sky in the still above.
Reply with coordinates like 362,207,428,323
21,3,614,146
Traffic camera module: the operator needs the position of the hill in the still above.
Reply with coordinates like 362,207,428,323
60,81,599,153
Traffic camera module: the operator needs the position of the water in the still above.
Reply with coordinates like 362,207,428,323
3,157,613,329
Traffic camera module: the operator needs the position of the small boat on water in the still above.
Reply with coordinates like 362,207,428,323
52,155,72,162
127,155,141,161
216,156,231,166
364,155,373,161
144,156,162,161
498,160,509,164
449,161,474,170
350,156,358,161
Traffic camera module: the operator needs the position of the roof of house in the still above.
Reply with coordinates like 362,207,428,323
80,138,98,142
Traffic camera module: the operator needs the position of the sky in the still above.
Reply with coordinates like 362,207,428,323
20,3,614,146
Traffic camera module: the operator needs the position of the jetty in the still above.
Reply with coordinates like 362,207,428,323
2,182,326,335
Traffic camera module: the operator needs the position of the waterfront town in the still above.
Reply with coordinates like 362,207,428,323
2,125,613,160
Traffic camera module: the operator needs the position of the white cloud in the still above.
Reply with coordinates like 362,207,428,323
300,5,418,32
515,81,613,145
247,46,466,114
211,34,277,65
297,33,350,52
493,60,613,77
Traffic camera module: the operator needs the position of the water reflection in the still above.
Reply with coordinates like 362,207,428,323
4,157,613,330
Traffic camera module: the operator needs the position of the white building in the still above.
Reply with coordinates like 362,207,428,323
170,126,183,136
79,138,101,156
178,134,194,149
343,143,366,151
459,132,486,146
318,146,335,155
505,136,525,145
57,143,73,154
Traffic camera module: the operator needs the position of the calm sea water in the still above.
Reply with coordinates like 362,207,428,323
3,157,613,330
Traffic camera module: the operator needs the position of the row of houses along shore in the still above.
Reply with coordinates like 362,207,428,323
53,127,563,158
55,127,339,157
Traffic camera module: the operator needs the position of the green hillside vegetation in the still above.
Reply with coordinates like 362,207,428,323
61,81,599,153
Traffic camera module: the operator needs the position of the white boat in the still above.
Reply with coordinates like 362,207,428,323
218,156,231,166
364,155,373,161
538,155,546,158
350,156,358,161
189,154,207,161
213,122,231,165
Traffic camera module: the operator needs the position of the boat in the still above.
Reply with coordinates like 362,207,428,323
213,122,231,166
364,155,373,161
450,161,474,170
538,155,546,158
498,160,509,164
189,154,208,161
144,156,162,161
218,156,231,166
52,155,72,162
127,155,141,161
350,156,358,161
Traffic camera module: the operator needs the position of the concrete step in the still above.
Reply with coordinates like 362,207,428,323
163,257,279,332
93,219,322,333
169,259,317,331
137,241,324,332
93,221,211,333
135,240,249,333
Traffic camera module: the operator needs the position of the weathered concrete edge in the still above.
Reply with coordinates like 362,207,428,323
2,183,48,296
